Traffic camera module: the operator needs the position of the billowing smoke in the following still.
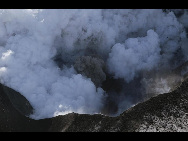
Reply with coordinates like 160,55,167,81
0,9,188,119
107,29,161,82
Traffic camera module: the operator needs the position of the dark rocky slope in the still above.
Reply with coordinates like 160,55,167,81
0,83,52,132
1,77,188,132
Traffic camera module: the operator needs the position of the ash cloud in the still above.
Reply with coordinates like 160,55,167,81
0,9,188,119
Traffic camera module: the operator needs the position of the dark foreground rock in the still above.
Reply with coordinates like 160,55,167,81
0,83,50,132
1,78,188,132
2,84,33,117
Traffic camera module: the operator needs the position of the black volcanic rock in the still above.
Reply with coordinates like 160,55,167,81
0,83,52,132
1,78,188,132
2,84,33,117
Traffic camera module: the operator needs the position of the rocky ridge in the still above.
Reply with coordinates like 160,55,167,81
1,76,188,132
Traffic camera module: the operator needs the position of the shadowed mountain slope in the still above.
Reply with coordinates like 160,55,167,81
0,77,188,132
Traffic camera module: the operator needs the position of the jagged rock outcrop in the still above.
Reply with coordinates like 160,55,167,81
1,78,188,132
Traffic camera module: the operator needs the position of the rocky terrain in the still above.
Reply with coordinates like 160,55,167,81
1,73,188,132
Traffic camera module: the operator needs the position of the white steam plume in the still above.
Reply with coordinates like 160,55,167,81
107,29,161,82
0,9,187,119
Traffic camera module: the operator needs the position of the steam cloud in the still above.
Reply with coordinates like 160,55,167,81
107,29,161,82
0,9,188,119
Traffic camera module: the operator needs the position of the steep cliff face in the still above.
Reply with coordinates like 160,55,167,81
1,78,188,132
